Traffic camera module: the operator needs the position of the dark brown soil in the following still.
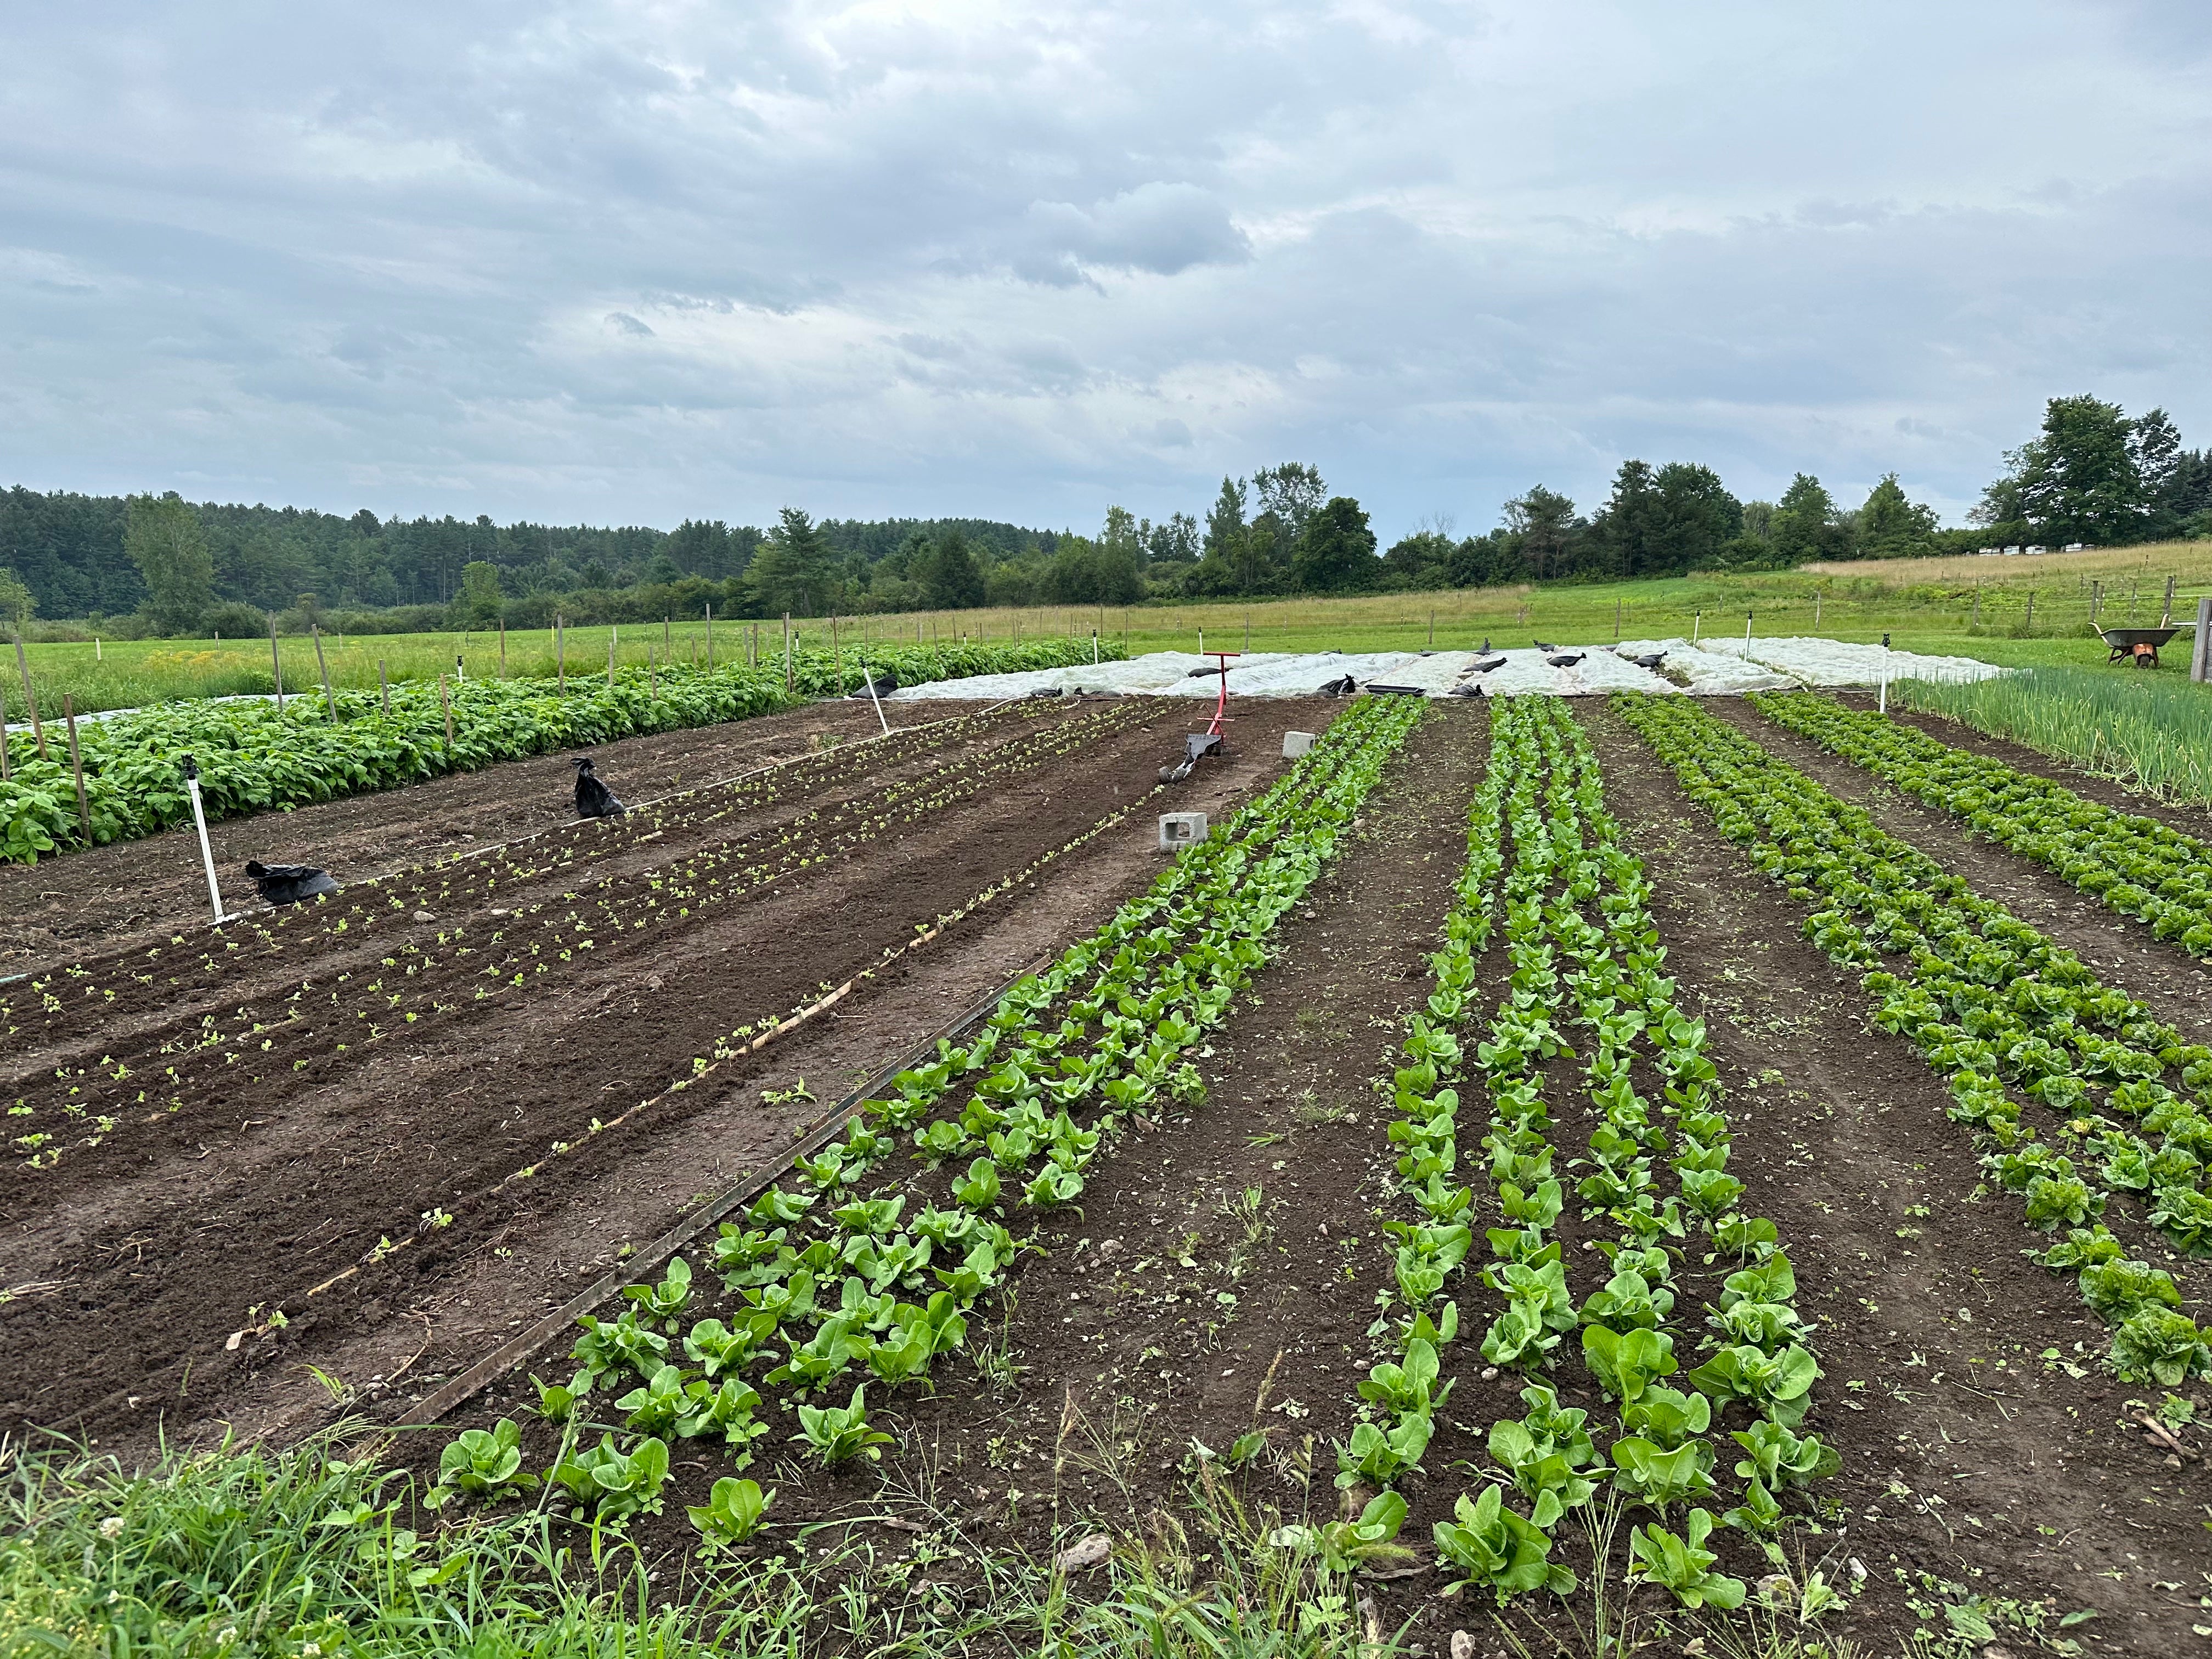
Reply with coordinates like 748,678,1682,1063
4,697,1329,1438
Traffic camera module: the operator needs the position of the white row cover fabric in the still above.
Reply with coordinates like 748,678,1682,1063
881,637,2008,702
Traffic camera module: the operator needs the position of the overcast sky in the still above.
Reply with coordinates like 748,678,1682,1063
3,1,2208,542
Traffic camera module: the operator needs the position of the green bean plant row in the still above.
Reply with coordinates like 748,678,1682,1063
1750,690,2212,957
418,698,1425,1537
1616,695,2212,1391
0,637,1116,864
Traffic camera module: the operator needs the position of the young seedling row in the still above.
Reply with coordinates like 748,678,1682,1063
5,703,1160,1171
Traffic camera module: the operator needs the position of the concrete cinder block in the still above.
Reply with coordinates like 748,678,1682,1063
1158,811,1209,852
1282,730,1317,759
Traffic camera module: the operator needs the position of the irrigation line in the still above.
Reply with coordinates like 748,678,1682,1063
397,944,1059,1429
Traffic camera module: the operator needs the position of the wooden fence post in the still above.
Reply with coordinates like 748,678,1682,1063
0,685,10,781
783,613,793,692
63,696,91,842
439,674,455,749
498,618,507,677
706,602,714,672
12,635,46,759
556,614,566,693
2193,596,2211,684
379,658,392,716
312,624,338,720
608,625,618,690
269,618,285,714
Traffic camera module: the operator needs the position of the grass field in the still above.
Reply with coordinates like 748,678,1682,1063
9,542,2209,717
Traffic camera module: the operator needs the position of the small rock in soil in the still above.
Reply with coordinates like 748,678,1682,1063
413,910,436,922
1054,1534,1111,1572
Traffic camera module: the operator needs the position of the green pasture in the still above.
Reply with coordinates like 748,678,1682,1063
8,542,2210,720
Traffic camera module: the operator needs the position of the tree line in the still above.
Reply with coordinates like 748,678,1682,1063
3,394,2205,639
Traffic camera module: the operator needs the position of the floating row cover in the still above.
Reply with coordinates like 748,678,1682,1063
1158,812,1209,851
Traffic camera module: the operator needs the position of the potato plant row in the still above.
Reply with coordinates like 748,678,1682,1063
6,699,1053,1043
1616,695,2212,1391
1751,691,2212,958
0,637,1113,864
1356,696,1829,1615
424,698,1426,1534
7,704,1159,1171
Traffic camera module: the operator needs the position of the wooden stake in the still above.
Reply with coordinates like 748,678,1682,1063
439,674,455,748
13,635,46,759
312,624,338,720
608,625,618,690
379,658,392,715
648,648,657,700
557,614,566,693
0,684,10,781
499,618,507,676
664,614,672,655
268,617,284,715
783,613,792,692
832,613,842,693
63,696,91,842
706,602,714,671
1612,599,1621,641
2025,590,2036,633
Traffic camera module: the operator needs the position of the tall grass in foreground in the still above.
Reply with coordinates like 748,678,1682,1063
1894,667,2212,807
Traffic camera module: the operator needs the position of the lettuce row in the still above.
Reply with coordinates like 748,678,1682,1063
1751,691,2212,958
1616,692,2212,1389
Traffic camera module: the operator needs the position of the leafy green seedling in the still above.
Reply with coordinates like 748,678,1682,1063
1626,1508,1746,1609
427,1419,538,1508
795,1383,894,1464
688,1476,774,1551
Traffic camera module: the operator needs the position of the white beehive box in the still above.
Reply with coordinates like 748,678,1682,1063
1282,730,1317,758
1158,811,1209,852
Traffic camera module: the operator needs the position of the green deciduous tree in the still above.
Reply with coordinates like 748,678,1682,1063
125,492,217,634
1981,395,2149,546
0,566,33,634
1769,474,1842,564
1290,497,1379,592
455,560,505,624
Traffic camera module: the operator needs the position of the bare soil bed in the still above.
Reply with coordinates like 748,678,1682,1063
3,693,1322,1440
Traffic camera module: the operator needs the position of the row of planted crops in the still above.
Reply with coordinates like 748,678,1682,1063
84,675,2209,1646
3,699,1148,1171
413,695,1426,1543
0,637,1110,862
1617,692,2212,1387
415,685,2212,1621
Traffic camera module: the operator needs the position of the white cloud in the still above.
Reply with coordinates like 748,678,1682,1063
0,0,2205,537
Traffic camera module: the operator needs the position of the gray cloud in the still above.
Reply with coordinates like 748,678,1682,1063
0,0,2205,538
